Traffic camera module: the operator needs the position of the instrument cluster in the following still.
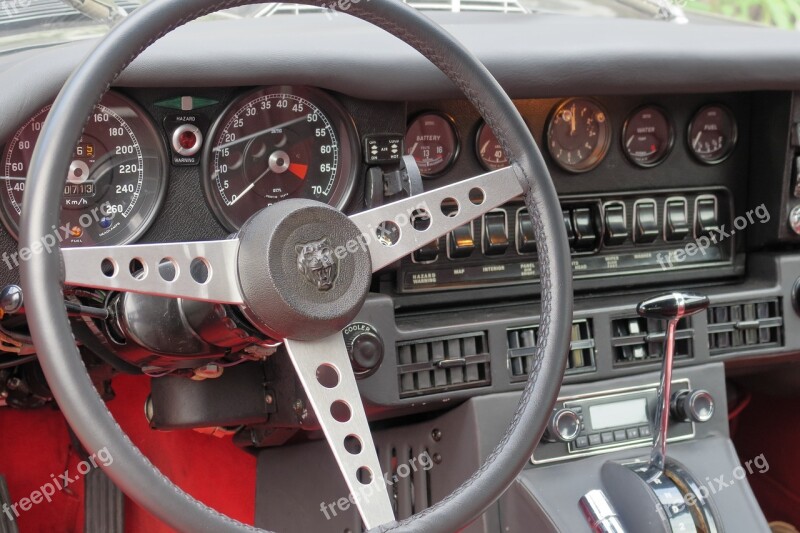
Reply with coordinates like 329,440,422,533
404,97,739,176
0,88,740,252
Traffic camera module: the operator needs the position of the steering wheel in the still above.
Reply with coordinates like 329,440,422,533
19,0,572,531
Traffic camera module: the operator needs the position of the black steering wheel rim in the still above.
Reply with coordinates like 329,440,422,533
19,1,574,531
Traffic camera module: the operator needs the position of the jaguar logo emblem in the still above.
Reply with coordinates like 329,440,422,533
296,238,337,291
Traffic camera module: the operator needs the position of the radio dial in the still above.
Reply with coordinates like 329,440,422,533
544,408,581,443
671,389,715,423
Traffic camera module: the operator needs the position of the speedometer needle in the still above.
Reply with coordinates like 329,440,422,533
213,116,308,152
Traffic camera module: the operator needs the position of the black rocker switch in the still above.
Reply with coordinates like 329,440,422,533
603,203,628,246
449,223,475,259
665,198,690,242
483,212,509,256
634,201,659,244
572,207,598,251
517,210,537,254
563,209,576,247
695,197,720,238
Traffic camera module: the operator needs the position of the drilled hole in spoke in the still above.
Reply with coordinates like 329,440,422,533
410,208,431,231
441,198,459,217
129,258,147,280
356,467,373,485
190,257,211,284
316,364,339,389
375,221,400,247
101,258,117,278
158,258,178,282
330,400,351,423
469,188,485,206
344,434,363,455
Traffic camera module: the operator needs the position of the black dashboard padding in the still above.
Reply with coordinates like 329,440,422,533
18,1,572,532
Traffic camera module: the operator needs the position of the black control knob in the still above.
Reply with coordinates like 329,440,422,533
671,389,715,423
544,408,581,443
343,323,384,377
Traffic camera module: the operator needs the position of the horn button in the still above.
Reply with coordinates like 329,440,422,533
236,199,372,341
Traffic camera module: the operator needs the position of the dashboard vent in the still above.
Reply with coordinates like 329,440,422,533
375,444,433,521
707,299,783,355
397,332,490,398
611,316,693,366
507,319,596,381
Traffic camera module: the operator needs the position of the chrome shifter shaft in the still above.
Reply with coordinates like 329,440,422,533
636,292,709,476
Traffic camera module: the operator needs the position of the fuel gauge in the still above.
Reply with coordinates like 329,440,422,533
622,105,674,168
688,104,737,164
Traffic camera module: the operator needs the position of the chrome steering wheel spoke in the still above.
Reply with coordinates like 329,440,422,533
350,166,524,272
60,239,243,304
284,333,395,529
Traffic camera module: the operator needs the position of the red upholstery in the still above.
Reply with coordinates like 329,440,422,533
0,374,255,532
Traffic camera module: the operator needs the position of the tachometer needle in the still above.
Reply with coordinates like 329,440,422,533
213,116,307,152
229,166,271,206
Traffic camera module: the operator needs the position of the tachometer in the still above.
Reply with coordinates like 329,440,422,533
0,91,167,247
203,86,358,230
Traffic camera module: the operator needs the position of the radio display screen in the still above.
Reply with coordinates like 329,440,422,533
589,397,648,430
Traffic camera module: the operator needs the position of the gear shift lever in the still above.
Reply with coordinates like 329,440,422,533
636,292,709,476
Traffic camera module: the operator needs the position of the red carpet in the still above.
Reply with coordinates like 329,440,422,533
731,389,800,527
0,374,255,532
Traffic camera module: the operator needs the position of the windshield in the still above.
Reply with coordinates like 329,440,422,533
0,0,795,54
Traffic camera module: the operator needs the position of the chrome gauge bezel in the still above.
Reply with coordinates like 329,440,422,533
201,85,360,232
0,90,168,247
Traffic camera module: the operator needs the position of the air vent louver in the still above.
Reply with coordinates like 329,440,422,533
611,316,693,365
707,299,783,355
507,319,595,381
397,332,490,398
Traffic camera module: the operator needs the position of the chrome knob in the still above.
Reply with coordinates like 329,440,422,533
544,408,581,443
671,389,715,423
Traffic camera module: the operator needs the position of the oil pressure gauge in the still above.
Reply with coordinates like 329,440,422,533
688,104,737,164
546,98,611,173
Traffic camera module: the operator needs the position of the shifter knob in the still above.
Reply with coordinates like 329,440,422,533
637,292,709,321
637,291,709,478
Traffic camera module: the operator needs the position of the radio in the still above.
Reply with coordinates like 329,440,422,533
531,379,714,464
397,188,734,293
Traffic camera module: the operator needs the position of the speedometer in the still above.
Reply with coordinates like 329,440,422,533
202,86,358,230
0,91,167,247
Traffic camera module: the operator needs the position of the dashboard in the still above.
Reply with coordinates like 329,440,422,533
0,13,800,427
